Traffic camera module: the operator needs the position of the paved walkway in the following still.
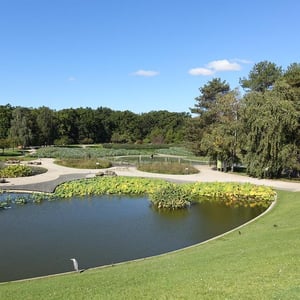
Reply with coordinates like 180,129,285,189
1,158,300,192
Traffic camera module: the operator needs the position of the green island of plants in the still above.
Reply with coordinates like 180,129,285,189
0,164,47,178
0,165,33,178
150,183,192,209
54,177,276,209
0,178,275,210
54,176,167,198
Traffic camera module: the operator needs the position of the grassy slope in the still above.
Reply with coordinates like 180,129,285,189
0,190,299,300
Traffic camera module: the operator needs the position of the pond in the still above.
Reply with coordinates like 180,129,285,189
0,194,265,282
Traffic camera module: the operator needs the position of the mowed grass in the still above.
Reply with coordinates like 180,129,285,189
0,190,299,300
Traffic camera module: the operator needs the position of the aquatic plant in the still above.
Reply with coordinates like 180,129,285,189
183,182,276,208
54,177,167,198
14,196,28,205
149,183,191,209
0,192,57,210
54,177,275,208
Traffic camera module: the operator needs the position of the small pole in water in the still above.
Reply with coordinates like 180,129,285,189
70,258,79,272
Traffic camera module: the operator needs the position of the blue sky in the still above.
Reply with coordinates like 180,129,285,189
0,0,299,113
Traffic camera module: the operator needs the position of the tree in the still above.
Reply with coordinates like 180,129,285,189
76,107,97,144
282,63,300,109
197,90,241,170
238,62,300,178
240,82,299,178
0,138,10,154
35,106,57,145
110,110,141,143
283,63,300,90
94,107,115,143
0,104,13,139
138,110,189,144
186,78,230,155
9,107,33,148
55,109,79,144
239,61,283,92
191,78,230,114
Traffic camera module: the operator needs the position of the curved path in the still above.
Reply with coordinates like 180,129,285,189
1,158,300,192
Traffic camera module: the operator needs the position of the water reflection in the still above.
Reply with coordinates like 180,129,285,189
0,194,264,282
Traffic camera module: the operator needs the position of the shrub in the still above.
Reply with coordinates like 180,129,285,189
30,166,48,175
149,184,191,209
80,137,94,144
0,165,32,178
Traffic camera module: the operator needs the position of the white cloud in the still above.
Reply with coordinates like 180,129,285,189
131,70,159,77
207,59,241,71
188,58,250,76
231,58,253,64
188,68,215,76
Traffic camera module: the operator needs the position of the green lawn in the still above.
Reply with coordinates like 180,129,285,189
0,190,299,299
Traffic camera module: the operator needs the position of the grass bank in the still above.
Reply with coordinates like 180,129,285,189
0,190,299,299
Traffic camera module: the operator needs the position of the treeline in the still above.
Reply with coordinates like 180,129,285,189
0,106,190,147
1,60,299,179
186,61,300,178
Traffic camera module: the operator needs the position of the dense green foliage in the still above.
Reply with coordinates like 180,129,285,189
187,78,231,156
54,177,167,197
0,165,33,178
240,82,299,178
54,177,275,208
9,107,33,149
0,104,12,139
187,61,300,178
1,60,299,179
184,182,275,207
150,181,275,209
0,106,189,147
239,61,283,92
149,183,192,209
1,190,297,299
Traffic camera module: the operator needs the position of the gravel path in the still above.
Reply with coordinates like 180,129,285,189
1,158,300,192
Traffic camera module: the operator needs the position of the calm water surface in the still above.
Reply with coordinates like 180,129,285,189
0,195,264,282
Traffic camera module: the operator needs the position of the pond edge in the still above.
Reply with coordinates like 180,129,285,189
0,193,277,284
